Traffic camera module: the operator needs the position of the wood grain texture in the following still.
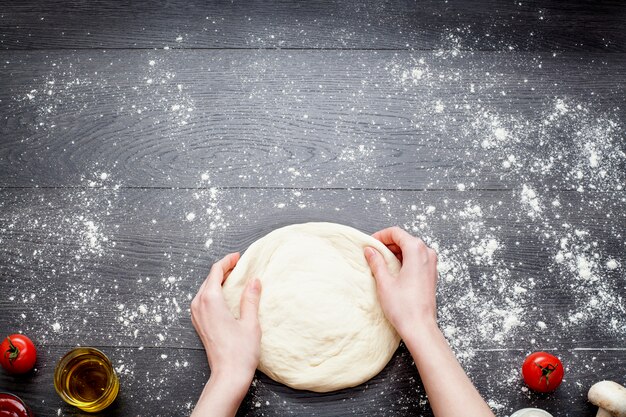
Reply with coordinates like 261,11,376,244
1,188,624,352
1,2,625,416
0,0,625,51
0,344,622,417
1,50,624,189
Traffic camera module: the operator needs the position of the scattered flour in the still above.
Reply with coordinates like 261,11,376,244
606,259,619,270
2,39,624,416
520,185,542,218
468,237,501,265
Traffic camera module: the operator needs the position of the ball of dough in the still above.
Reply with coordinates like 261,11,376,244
222,222,402,392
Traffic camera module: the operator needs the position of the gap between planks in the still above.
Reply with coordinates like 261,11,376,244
1,186,624,193
1,48,626,54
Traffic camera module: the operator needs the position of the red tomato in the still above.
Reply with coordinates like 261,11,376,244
522,351,564,392
0,334,37,374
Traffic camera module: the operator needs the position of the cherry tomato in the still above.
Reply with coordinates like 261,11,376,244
522,351,564,393
0,334,37,374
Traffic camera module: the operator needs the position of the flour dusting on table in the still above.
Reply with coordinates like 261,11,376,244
1,47,624,415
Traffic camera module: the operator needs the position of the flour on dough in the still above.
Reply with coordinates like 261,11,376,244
222,222,401,392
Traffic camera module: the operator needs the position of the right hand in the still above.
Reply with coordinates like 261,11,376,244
366,228,497,417
364,226,439,339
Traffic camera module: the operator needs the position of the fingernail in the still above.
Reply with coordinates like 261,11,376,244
364,247,375,258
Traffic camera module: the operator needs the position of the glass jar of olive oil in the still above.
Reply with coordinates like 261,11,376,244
53,347,119,412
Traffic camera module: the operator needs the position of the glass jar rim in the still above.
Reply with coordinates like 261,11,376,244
53,346,118,407
0,392,34,416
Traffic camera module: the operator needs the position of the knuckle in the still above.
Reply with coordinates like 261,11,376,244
366,252,380,266
199,290,216,304
371,261,385,274
392,226,404,235
244,294,258,307
191,296,206,314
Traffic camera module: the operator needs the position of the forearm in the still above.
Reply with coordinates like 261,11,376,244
404,320,495,417
191,371,252,417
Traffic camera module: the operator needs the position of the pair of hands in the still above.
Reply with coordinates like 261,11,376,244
190,226,439,391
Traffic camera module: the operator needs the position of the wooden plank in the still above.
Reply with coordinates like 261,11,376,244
0,0,625,51
1,188,624,352
0,345,622,416
1,50,625,190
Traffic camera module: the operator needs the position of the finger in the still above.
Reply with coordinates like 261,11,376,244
222,252,241,281
372,226,416,252
199,254,236,294
379,243,402,262
385,243,402,255
223,268,234,282
196,274,211,300
208,252,241,290
240,278,262,324
364,247,392,285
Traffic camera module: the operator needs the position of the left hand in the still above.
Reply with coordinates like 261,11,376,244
191,252,262,388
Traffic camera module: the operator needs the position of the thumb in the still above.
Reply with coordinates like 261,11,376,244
364,246,391,285
240,278,262,324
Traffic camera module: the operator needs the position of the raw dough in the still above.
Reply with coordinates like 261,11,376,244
222,222,401,392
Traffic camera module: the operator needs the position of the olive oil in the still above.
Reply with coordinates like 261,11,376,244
54,348,119,412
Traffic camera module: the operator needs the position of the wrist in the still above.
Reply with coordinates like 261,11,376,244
208,368,255,397
400,316,440,352
193,370,254,417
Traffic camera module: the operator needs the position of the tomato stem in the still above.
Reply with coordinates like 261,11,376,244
6,336,20,365
535,361,559,386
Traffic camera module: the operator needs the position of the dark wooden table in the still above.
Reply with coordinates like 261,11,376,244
1,1,625,416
